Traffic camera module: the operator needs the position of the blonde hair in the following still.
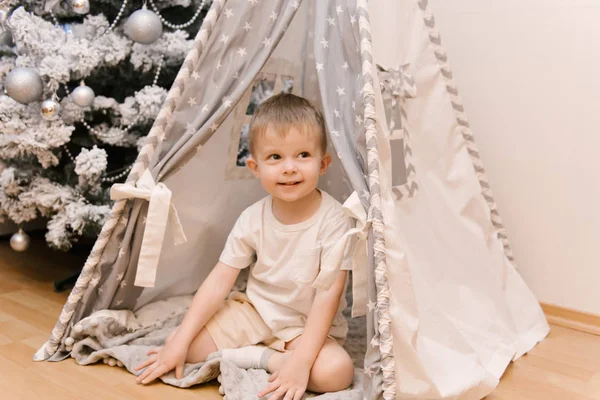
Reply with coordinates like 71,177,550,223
248,93,327,155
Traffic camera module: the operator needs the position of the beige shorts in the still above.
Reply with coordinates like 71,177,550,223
205,292,289,352
205,292,343,352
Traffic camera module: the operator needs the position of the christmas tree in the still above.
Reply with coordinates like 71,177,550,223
0,0,211,251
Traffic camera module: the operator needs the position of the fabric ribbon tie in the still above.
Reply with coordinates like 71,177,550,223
110,169,187,288
311,191,371,317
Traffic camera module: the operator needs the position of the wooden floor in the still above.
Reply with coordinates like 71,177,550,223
1,237,600,399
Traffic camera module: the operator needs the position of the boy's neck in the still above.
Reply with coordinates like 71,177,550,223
271,189,322,225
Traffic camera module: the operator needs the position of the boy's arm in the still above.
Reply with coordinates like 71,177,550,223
291,269,348,367
171,261,241,347
136,261,241,384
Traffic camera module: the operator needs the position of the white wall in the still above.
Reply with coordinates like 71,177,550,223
429,0,600,315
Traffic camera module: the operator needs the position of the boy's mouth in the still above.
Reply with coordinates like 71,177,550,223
278,181,302,186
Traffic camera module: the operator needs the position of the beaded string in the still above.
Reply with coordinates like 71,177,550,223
147,0,209,30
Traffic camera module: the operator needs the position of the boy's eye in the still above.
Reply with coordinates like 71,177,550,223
298,152,310,158
268,154,281,160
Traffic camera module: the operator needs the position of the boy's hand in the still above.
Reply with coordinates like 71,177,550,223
134,340,188,384
258,358,310,400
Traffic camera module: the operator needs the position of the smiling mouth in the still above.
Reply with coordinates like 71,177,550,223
278,181,302,186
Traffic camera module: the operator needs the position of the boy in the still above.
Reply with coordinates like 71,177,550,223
135,93,355,400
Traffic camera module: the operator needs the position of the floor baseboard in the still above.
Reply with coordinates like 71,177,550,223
541,303,600,336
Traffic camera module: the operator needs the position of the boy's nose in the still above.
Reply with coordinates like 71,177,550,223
283,161,297,174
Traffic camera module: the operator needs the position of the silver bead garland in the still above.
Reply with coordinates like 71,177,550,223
148,0,209,29
51,0,128,37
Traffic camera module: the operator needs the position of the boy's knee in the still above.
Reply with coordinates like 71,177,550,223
310,350,354,392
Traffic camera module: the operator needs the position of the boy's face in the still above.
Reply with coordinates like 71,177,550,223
246,124,331,203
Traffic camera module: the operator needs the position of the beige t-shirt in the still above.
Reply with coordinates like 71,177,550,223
219,190,352,342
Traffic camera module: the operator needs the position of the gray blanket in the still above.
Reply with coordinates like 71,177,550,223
67,295,365,399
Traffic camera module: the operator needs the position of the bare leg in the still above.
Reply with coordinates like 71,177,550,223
179,327,219,364
266,336,354,393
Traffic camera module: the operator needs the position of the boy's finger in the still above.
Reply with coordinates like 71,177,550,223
146,347,160,356
175,363,184,380
293,389,304,400
283,389,295,400
134,355,157,371
136,364,154,382
141,364,167,385
258,381,279,398
269,386,288,400
268,371,279,382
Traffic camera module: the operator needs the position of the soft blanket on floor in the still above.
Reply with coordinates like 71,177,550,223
67,295,365,399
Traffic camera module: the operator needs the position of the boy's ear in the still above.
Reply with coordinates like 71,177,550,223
246,157,260,177
320,153,332,175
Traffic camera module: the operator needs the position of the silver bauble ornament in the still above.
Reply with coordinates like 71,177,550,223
125,7,163,45
71,82,95,107
10,229,30,252
41,98,60,121
0,29,13,47
5,67,43,104
71,0,90,15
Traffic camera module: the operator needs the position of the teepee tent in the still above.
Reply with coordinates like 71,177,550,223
35,0,550,399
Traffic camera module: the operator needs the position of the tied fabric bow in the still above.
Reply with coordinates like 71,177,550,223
311,191,371,317
378,64,416,134
110,169,187,288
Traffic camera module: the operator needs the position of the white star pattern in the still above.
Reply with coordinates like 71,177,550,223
334,109,340,118
237,47,247,57
342,62,349,70
331,129,340,137
223,98,232,108
355,114,363,125
98,287,104,294
142,216,147,225
220,34,229,44
270,11,278,21
120,280,127,289
186,122,195,134
202,104,209,113
336,5,343,14
187,97,197,106
327,16,335,26
224,8,234,18
196,144,203,154
116,272,124,281
216,60,222,70
90,275,100,287
262,37,272,47
118,247,126,259
336,86,345,96
116,299,124,306
291,0,299,9
320,38,329,48
367,299,376,311
248,0,259,5
233,71,240,79
352,101,356,110
316,62,324,72
191,71,200,80
361,190,370,200
243,22,252,32
337,152,343,160
210,122,219,132
350,15,357,25
364,366,375,377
